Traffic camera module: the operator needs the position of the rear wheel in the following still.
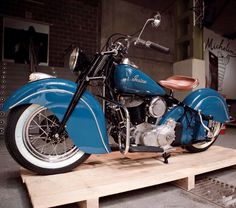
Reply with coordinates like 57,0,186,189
5,104,90,174
185,121,222,153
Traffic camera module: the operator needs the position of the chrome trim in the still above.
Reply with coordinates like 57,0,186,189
101,49,118,56
198,110,213,138
86,76,106,81
69,47,79,71
106,102,131,155
121,58,138,68
29,72,55,82
194,96,229,120
149,96,167,118
122,106,131,155
102,81,106,112
10,89,110,153
81,98,110,153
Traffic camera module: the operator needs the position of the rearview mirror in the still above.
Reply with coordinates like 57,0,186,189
135,12,161,45
152,12,161,28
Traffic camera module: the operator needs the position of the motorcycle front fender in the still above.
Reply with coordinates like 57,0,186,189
2,78,111,154
183,88,230,123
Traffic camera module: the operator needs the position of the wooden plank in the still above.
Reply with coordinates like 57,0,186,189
78,198,99,208
21,146,236,208
173,175,195,191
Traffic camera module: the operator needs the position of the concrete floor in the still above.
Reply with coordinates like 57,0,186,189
0,128,236,208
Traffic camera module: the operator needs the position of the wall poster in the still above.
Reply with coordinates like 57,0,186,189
204,28,236,99
3,17,49,66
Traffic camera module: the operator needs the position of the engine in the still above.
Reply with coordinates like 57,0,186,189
133,119,176,151
107,95,177,150
119,95,167,124
148,96,167,119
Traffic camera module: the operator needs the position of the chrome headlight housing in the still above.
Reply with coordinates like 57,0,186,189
69,47,79,71
68,47,90,73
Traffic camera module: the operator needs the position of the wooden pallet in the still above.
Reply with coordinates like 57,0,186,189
21,146,236,208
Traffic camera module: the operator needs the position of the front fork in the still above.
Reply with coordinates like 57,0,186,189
57,79,88,134
57,54,109,134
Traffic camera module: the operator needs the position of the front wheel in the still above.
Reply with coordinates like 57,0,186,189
185,121,222,153
5,104,90,175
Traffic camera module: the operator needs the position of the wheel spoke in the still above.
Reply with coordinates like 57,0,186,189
50,144,58,155
32,120,49,136
29,136,47,145
38,112,59,127
192,121,222,149
39,143,47,154
23,106,79,163
63,139,67,153
29,124,48,129
44,109,49,130
30,131,48,139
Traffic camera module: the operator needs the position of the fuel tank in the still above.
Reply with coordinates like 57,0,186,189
114,64,166,96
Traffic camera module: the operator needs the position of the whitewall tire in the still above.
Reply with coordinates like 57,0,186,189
5,104,90,174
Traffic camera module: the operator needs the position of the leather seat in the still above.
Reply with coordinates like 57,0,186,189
159,75,199,91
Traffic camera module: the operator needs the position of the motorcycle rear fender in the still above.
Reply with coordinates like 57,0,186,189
160,89,229,145
179,88,230,144
2,78,111,154
159,106,185,124
183,88,230,123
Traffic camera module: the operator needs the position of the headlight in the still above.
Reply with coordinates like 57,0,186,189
69,47,79,71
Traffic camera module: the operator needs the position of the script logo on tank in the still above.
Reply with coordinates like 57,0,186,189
131,75,147,84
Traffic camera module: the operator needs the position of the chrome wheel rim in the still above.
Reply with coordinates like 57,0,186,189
23,106,79,163
192,121,222,149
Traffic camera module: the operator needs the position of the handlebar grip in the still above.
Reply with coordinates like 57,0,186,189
134,38,170,54
146,41,170,54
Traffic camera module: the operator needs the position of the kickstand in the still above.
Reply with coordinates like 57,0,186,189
162,152,171,164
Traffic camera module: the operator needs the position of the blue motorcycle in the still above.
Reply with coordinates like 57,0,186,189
2,13,229,174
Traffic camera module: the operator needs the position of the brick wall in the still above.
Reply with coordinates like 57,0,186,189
0,0,101,67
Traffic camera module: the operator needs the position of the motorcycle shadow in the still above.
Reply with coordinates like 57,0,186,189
77,147,188,171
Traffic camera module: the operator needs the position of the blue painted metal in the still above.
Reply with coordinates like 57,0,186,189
158,106,199,145
159,106,185,124
2,78,111,154
179,88,229,144
183,88,229,123
179,111,207,144
114,64,166,95
159,88,229,145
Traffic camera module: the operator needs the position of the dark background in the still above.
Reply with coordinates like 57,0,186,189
4,27,48,63
0,0,101,67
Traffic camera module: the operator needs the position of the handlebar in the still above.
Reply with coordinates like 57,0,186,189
134,38,170,54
